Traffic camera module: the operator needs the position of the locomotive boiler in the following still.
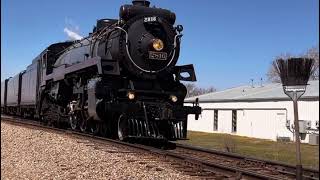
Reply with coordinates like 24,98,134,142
1,0,201,142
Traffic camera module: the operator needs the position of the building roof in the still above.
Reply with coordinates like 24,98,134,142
185,80,319,103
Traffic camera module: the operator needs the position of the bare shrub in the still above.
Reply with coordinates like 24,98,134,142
223,134,237,153
184,83,216,98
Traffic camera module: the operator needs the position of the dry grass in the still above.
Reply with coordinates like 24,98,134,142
178,131,319,169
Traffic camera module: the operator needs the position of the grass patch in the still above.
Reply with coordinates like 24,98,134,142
178,131,319,169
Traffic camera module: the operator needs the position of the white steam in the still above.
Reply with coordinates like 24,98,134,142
63,27,83,40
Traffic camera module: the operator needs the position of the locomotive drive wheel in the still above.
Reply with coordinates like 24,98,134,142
89,121,100,135
79,119,87,132
79,111,89,132
117,114,130,141
100,122,109,137
40,115,47,125
69,113,78,130
40,96,52,126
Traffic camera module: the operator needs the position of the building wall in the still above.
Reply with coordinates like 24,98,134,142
186,100,319,143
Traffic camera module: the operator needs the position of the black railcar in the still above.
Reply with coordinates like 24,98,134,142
1,0,201,142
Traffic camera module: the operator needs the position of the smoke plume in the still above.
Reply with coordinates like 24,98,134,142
63,27,83,40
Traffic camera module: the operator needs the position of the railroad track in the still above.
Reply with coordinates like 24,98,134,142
172,143,319,180
2,115,319,179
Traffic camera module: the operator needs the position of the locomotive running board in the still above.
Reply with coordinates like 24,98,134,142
43,57,120,84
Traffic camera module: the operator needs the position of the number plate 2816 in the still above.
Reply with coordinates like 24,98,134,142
149,51,167,60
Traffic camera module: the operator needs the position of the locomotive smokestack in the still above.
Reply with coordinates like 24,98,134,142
132,0,150,7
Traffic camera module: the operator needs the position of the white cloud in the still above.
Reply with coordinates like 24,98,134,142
63,27,83,40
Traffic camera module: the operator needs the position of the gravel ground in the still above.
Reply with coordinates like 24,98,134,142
1,121,196,180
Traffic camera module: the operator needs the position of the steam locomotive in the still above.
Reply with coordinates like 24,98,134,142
1,0,201,142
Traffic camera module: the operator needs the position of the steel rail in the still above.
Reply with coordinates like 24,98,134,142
2,115,317,179
174,143,319,179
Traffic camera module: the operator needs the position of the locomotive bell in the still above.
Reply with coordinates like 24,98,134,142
176,25,183,33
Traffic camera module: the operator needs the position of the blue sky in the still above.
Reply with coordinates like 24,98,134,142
1,0,319,90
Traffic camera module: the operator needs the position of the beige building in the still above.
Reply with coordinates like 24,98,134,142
185,80,319,144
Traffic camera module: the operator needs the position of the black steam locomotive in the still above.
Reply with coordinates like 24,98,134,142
1,0,201,142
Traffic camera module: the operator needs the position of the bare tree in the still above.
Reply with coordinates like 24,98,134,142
267,46,319,82
267,53,295,82
184,83,216,98
304,47,319,80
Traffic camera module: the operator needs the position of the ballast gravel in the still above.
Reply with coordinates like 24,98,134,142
1,121,196,180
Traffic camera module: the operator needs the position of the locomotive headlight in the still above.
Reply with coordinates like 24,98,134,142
127,92,135,100
169,95,178,103
152,39,164,51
